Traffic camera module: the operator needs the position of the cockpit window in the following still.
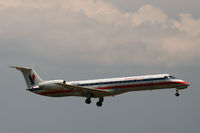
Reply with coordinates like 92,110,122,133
169,76,176,79
164,76,169,79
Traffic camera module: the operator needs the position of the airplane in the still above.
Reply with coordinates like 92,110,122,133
9,66,190,107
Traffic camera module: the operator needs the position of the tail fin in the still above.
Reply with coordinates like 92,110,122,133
9,66,44,89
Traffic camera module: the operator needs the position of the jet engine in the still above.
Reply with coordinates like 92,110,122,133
39,80,65,90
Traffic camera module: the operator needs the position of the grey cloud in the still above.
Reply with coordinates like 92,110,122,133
0,1,200,133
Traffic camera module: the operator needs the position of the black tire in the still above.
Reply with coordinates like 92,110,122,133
85,98,91,104
96,102,102,107
175,93,180,97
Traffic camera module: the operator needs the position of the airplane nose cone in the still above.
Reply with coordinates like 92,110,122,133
176,80,190,89
181,81,190,85
184,81,190,86
181,81,190,89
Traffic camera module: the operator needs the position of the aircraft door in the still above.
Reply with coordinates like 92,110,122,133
98,81,103,88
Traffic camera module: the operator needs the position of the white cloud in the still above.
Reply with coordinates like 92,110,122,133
126,5,168,26
62,0,122,24
0,0,200,67
173,13,200,37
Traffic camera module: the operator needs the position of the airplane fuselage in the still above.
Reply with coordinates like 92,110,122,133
29,74,189,97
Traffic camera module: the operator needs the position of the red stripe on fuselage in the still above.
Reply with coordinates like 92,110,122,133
38,90,73,95
95,81,188,90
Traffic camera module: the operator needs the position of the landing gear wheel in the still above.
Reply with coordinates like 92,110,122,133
96,97,104,107
96,101,102,107
175,93,180,97
85,98,91,104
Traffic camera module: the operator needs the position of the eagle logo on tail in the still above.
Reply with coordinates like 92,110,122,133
29,73,35,85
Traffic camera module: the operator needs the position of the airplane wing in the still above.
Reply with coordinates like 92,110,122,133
56,83,110,97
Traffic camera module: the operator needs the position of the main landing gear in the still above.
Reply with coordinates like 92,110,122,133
85,97,91,104
85,94,92,104
175,89,180,97
96,97,104,107
85,96,104,107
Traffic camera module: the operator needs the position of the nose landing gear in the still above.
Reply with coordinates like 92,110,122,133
175,89,180,97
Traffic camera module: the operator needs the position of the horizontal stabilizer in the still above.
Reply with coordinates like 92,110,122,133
9,66,31,71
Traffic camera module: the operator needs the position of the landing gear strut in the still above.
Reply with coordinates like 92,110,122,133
175,89,180,97
96,97,104,107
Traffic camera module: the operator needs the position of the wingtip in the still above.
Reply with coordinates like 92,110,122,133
8,66,17,68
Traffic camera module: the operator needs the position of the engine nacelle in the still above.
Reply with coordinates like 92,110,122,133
39,80,65,90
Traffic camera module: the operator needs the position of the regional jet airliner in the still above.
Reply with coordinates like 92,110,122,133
10,66,190,107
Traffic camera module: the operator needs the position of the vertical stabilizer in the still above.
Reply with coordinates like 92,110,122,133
9,66,44,89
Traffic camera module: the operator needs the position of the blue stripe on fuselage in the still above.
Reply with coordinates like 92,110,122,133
29,77,168,92
77,77,166,87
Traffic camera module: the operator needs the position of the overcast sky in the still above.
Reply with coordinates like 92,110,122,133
0,0,200,133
